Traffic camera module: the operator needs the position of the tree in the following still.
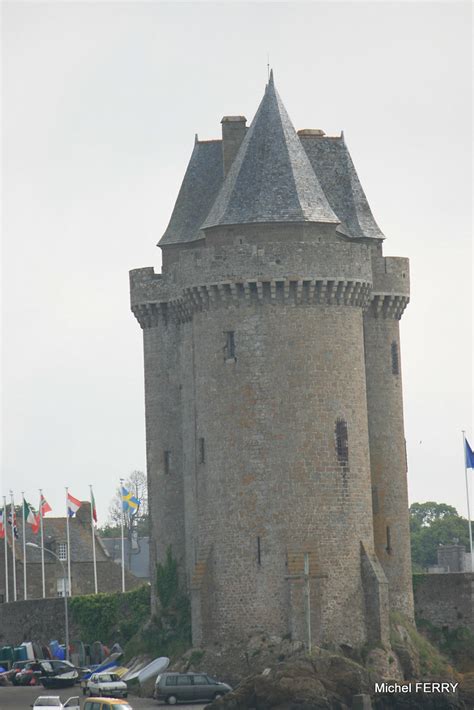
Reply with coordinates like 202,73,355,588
100,470,149,538
410,501,458,530
410,502,471,570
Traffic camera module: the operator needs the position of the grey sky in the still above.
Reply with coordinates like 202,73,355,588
2,1,472,523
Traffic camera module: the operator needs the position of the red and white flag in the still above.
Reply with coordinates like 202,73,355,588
39,494,52,517
67,492,82,517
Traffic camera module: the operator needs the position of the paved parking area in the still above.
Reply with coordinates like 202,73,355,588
0,685,207,709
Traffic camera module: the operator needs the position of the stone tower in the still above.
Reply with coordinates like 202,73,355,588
130,73,413,649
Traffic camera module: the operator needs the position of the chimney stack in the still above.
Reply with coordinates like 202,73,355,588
221,116,247,176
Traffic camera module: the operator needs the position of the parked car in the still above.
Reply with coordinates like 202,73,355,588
83,699,132,710
31,696,80,709
154,671,232,704
84,672,128,698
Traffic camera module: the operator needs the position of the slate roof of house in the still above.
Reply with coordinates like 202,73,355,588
158,73,384,246
7,502,109,563
101,537,150,579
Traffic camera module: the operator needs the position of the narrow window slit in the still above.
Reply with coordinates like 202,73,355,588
199,437,205,464
391,341,400,375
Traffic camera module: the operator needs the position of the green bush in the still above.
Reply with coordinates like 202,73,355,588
69,585,150,646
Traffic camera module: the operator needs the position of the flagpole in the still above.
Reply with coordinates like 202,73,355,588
462,431,473,572
10,491,17,602
65,487,72,597
3,497,9,603
120,479,125,593
21,492,27,600
90,485,98,594
39,489,46,598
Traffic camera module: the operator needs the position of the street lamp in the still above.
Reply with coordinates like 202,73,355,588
26,542,69,662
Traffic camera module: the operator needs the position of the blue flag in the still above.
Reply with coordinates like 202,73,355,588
465,438,474,469
122,486,139,512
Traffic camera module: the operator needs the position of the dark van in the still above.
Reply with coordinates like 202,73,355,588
154,672,232,704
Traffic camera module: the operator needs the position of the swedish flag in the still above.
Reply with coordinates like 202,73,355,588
122,486,140,512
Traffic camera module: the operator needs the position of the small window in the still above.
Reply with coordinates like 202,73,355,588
224,331,235,360
386,526,392,554
371,486,379,514
391,341,399,375
199,437,205,464
165,675,178,686
177,674,192,686
193,674,209,684
335,418,349,465
164,450,172,475
58,543,67,561
56,578,69,597
257,536,261,566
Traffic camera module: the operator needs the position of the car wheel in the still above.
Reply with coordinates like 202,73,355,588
167,696,178,705
214,692,224,700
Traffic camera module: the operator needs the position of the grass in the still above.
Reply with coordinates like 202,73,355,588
390,612,451,676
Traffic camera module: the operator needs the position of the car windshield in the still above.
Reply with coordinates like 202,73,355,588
98,673,120,682
34,698,61,707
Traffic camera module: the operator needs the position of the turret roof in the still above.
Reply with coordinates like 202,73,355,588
158,75,385,246
201,71,339,230
159,139,223,246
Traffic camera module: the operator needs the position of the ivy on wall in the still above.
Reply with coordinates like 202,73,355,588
69,585,150,646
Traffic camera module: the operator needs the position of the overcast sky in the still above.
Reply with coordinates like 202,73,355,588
2,1,472,524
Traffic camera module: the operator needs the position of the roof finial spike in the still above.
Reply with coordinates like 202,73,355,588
269,67,274,86
195,133,199,145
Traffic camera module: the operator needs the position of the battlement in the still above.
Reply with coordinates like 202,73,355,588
130,241,376,327
371,256,410,296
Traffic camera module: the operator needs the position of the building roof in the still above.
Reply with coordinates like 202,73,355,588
299,133,385,240
101,537,150,579
159,138,224,246
6,502,109,564
202,71,339,230
158,73,385,246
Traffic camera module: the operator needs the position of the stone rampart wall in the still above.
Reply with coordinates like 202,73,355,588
0,598,80,647
414,573,474,632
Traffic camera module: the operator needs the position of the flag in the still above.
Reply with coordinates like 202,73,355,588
465,438,474,470
23,499,40,535
121,486,139,513
8,507,19,539
39,495,52,517
67,492,82,517
0,507,4,539
91,489,97,524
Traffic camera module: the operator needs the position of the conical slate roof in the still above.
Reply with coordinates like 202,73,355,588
202,72,339,229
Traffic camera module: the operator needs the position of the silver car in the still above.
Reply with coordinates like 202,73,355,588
154,672,231,704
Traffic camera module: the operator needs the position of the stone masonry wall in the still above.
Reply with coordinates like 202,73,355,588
363,256,413,620
414,573,474,633
186,299,376,647
143,321,186,610
131,228,411,650
0,598,80,647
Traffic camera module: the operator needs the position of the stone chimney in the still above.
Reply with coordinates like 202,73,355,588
221,116,247,176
